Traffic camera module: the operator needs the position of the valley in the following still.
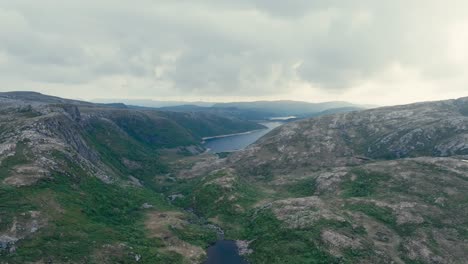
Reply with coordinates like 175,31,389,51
1,92,467,263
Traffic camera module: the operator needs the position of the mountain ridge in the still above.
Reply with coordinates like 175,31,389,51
227,96,468,175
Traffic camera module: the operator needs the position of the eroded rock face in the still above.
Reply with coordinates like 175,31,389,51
145,211,206,262
403,236,445,264
1,93,206,189
3,165,50,187
244,156,468,263
0,211,47,254
321,230,362,256
0,102,112,186
271,196,346,228
235,240,253,256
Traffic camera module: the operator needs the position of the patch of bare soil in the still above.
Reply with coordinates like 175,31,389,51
145,211,205,263
3,165,49,187
321,229,362,256
271,196,346,228
350,212,404,264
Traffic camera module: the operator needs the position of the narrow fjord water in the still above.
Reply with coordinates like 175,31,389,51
203,122,283,153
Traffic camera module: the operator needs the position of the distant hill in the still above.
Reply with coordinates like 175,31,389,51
158,105,275,121
213,100,368,117
0,91,95,105
94,98,371,120
155,101,369,122
92,98,215,108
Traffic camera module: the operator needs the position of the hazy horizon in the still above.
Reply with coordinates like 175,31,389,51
1,1,468,105
4,90,467,109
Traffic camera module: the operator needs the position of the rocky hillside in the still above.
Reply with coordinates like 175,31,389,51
0,92,263,186
1,93,467,263
169,97,468,263
0,92,263,263
229,97,468,175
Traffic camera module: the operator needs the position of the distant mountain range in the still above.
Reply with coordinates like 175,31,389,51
94,98,373,121
92,98,215,108
212,100,371,117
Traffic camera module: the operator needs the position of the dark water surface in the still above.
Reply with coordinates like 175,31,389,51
204,240,248,264
203,122,283,153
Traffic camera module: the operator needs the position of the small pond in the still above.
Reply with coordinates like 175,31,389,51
204,240,248,264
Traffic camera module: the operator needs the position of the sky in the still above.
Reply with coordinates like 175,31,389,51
0,0,467,105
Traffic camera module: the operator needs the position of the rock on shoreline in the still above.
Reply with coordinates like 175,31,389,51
236,240,253,256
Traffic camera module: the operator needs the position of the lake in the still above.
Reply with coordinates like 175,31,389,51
204,240,248,264
203,122,283,153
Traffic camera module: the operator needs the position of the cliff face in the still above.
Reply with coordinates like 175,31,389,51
229,97,468,175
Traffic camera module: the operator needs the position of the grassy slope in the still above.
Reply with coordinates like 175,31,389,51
0,151,184,263
162,169,347,263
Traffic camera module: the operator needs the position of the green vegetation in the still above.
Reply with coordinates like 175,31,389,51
0,140,29,180
284,177,317,197
112,113,197,148
168,171,256,214
346,202,424,236
83,119,169,190
1,153,194,263
166,170,265,238
341,169,390,197
216,152,232,159
159,111,265,138
17,105,41,118
171,222,218,248
0,185,37,232
346,202,396,226
244,210,339,264
459,104,468,116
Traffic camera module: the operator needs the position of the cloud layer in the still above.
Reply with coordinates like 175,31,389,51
1,0,467,104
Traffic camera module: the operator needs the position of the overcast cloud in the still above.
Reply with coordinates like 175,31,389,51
0,0,467,105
